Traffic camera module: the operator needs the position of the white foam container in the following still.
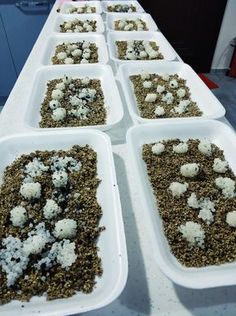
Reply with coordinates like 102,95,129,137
23,65,123,131
117,61,226,123
102,0,144,13
60,1,102,14
107,31,177,65
0,129,128,316
126,119,236,289
106,12,158,31
53,14,105,34
41,34,109,65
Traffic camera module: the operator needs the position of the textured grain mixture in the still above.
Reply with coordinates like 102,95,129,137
107,4,136,12
60,19,97,33
0,145,104,304
51,41,98,65
130,73,202,118
114,19,148,31
116,40,164,60
39,76,106,128
143,139,236,267
65,5,96,14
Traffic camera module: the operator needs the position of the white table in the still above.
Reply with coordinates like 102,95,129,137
1,1,236,316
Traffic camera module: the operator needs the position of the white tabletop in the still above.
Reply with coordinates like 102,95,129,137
1,1,236,316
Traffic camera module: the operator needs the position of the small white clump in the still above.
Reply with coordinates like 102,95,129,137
57,52,67,60
213,158,228,173
49,100,60,110
152,143,165,155
169,79,178,88
51,89,64,100
198,140,212,156
187,193,199,209
145,93,157,102
139,51,147,58
179,221,205,248
24,158,49,179
176,88,186,98
51,240,77,268
43,199,61,219
141,73,150,80
80,58,89,64
215,177,235,198
174,100,190,114
64,57,74,64
154,106,165,117
20,182,41,200
55,82,65,91
226,211,236,227
156,85,165,93
168,182,189,197
162,73,170,81
52,107,66,121
173,142,188,154
180,163,200,178
10,206,27,227
198,209,214,225
143,81,152,88
81,77,90,85
52,171,68,188
53,219,77,239
71,49,82,57
161,92,174,105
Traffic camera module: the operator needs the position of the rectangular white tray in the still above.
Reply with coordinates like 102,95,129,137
53,14,105,34
106,12,158,31
41,34,109,65
24,65,124,131
107,31,177,65
126,119,236,289
60,1,102,14
0,129,127,316
117,61,226,122
102,1,144,13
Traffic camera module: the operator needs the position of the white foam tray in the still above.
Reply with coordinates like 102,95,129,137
24,65,123,131
102,1,144,13
107,31,177,65
41,34,109,65
126,120,236,289
117,61,226,122
60,1,102,14
0,129,128,316
106,12,158,31
53,14,105,34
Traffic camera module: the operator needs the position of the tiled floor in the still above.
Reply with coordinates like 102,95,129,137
207,72,236,128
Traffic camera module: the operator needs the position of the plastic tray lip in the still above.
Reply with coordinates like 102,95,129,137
0,129,128,315
102,0,145,14
116,61,226,123
126,119,236,289
53,13,105,34
60,0,103,15
107,31,177,64
23,64,124,131
106,12,158,31
41,33,109,65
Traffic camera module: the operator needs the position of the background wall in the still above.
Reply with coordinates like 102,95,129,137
211,0,236,70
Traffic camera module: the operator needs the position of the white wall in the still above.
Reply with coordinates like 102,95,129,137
211,0,236,69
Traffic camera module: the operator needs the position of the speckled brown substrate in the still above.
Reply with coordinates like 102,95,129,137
60,20,97,33
66,6,96,14
114,19,148,31
0,145,104,305
107,4,136,12
51,42,98,65
39,78,106,128
143,139,236,267
116,41,164,60
130,74,202,118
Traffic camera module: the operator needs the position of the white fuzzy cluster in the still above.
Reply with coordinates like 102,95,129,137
176,88,186,98
117,18,145,31
226,211,236,227
51,156,82,173
63,19,95,33
141,73,150,80
56,42,93,65
20,182,41,200
179,221,205,248
50,240,77,268
109,4,135,13
162,74,169,81
65,5,94,14
215,177,235,198
162,92,174,105
53,219,77,239
198,139,212,156
10,206,27,227
43,199,61,219
156,85,165,93
187,193,215,225
143,81,152,88
168,182,188,198
152,142,165,155
173,142,188,154
52,170,68,188
145,93,157,102
52,107,67,121
213,158,228,173
174,100,190,114
169,79,178,88
124,40,160,60
180,163,200,178
154,106,165,117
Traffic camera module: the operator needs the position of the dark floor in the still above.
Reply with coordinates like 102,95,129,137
207,71,236,128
